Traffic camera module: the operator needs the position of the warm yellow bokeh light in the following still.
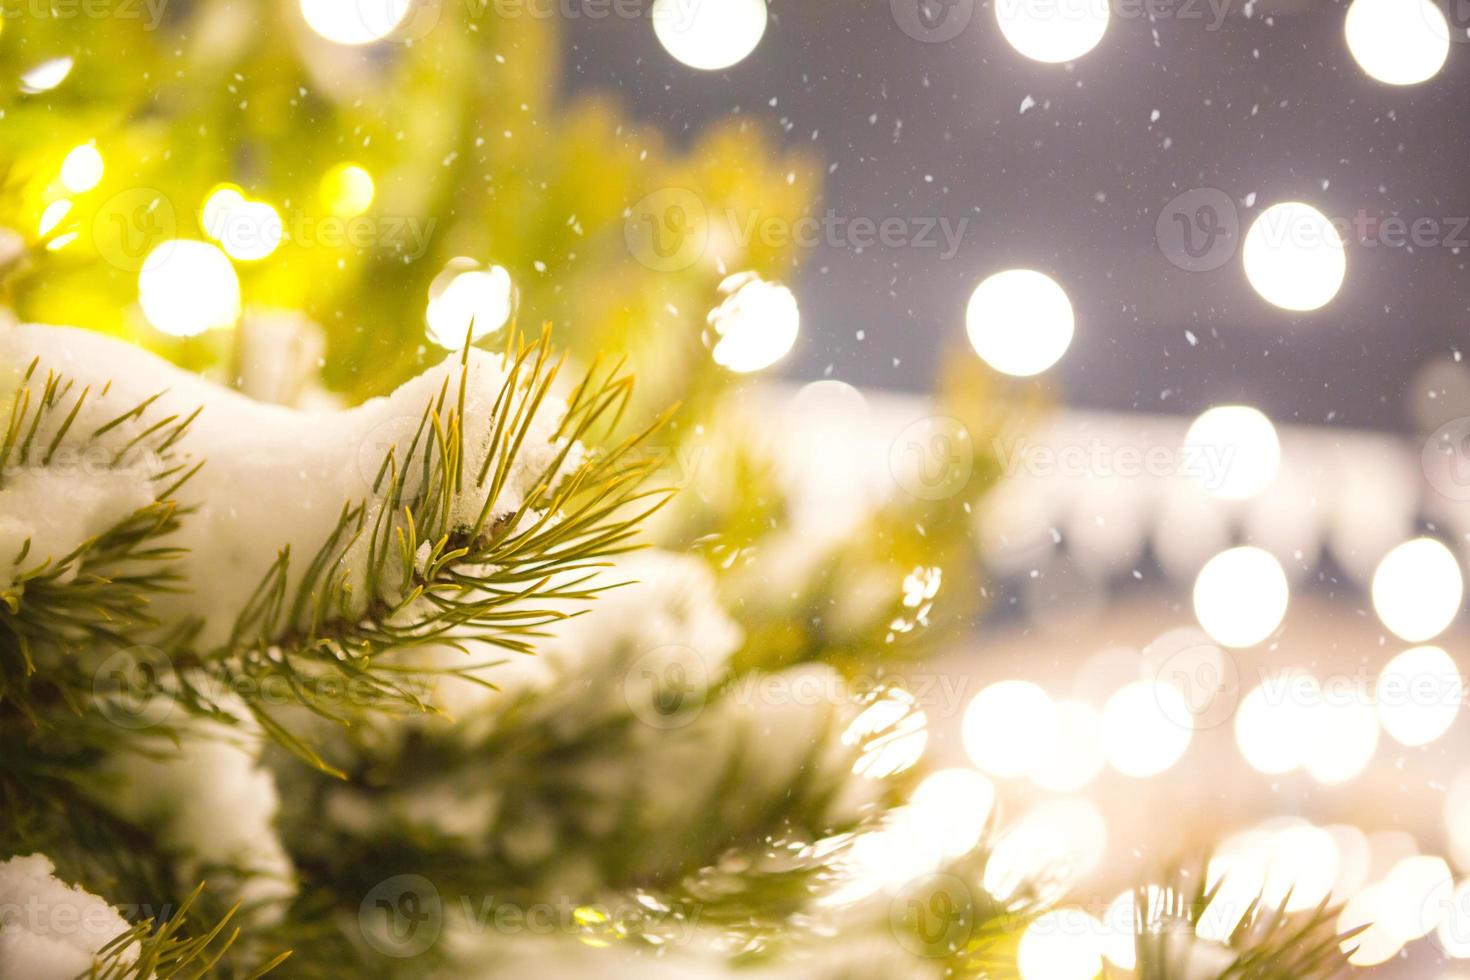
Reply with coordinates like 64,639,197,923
1101,681,1192,778
995,0,1109,64
426,263,516,350
1377,645,1462,747
909,768,996,859
60,143,104,194
846,691,928,779
20,56,73,94
1371,538,1464,642
1345,0,1450,86
1031,700,1105,792
1184,405,1281,500
963,680,1057,778
1018,909,1104,980
652,0,767,71
984,798,1107,902
321,163,376,218
138,240,242,337
299,0,411,45
707,272,799,373
1243,202,1346,312
1303,689,1379,785
966,269,1074,377
1234,673,1317,775
37,200,72,237
1193,546,1289,648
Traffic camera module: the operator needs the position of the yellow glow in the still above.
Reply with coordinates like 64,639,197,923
1183,405,1280,500
652,0,767,71
1264,824,1340,912
1101,892,1139,969
909,768,995,859
1379,855,1454,942
962,680,1057,778
202,185,245,236
706,272,799,373
20,56,73,94
966,269,1074,377
1031,700,1104,793
1193,546,1289,648
1377,645,1462,747
37,200,72,237
1018,909,1104,980
1345,0,1449,86
60,143,104,194
1235,673,1317,775
1339,885,1406,966
321,163,375,218
1243,202,1346,312
846,690,928,779
1101,681,1192,778
201,187,283,262
1303,688,1379,785
138,240,242,337
985,798,1107,903
1371,538,1464,642
299,0,412,45
426,261,516,349
996,0,1109,63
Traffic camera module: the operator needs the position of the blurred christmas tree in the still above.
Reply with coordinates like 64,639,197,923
0,2,1358,978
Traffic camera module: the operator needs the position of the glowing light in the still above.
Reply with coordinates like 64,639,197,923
1339,885,1406,966
1242,202,1346,312
1303,687,1379,785
1264,824,1340,912
965,269,1074,377
1371,538,1464,642
1234,673,1317,775
321,163,375,218
995,0,1109,63
202,186,245,235
1377,646,1463,747
37,200,72,237
426,261,516,350
1379,855,1454,942
985,798,1107,903
652,0,767,71
1183,405,1280,500
1345,0,1449,86
1032,701,1105,793
137,240,242,337
1101,892,1139,969
706,272,799,373
962,680,1057,778
1436,879,1470,957
20,56,73,94
1018,909,1104,980
1193,546,1289,648
846,690,928,779
201,186,284,262
299,0,411,45
909,768,996,860
1101,681,1192,778
60,143,104,193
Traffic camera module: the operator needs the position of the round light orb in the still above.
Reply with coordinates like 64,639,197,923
1101,681,1192,778
1303,690,1379,785
1018,909,1104,980
60,143,103,193
138,240,241,337
426,264,516,350
321,163,376,218
1339,885,1407,966
909,768,996,859
219,201,284,262
299,0,411,45
1242,202,1346,312
1235,673,1318,775
1372,538,1464,642
1032,700,1105,792
996,0,1109,63
966,269,1074,377
962,680,1057,778
1345,0,1450,86
1377,645,1463,747
652,0,767,71
706,272,799,373
1183,405,1281,500
1193,546,1289,648
1379,855,1454,942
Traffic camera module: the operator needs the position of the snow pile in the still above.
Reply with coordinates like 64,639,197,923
0,854,136,980
0,323,583,646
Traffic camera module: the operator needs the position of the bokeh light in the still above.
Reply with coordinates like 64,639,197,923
20,56,73,94
1303,688,1380,785
1183,405,1281,500
1193,546,1289,648
1235,673,1317,775
138,240,242,337
995,0,1109,64
847,690,928,778
1377,645,1463,747
652,0,767,71
963,680,1057,778
321,163,376,218
1371,537,1464,642
37,200,72,237
985,798,1107,902
908,768,996,859
1345,0,1450,86
965,269,1074,377
1032,700,1105,792
706,272,799,373
1018,909,1104,980
1242,201,1346,312
1101,681,1192,778
59,143,104,194
299,0,411,45
426,261,516,350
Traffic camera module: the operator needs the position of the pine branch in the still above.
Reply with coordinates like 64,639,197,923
87,885,290,980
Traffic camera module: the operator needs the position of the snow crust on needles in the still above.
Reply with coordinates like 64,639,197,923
0,854,136,980
0,323,581,645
